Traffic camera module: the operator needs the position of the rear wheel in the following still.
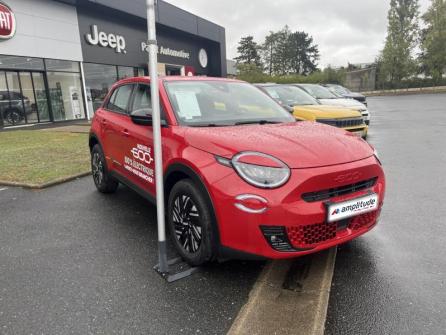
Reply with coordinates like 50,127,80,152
91,144,119,193
167,179,214,266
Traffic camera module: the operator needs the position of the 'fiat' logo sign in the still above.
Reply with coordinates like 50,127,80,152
0,2,15,40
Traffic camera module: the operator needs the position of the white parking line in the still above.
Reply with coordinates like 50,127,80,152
0,187,8,192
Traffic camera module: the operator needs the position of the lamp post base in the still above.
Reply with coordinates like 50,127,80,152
154,257,202,283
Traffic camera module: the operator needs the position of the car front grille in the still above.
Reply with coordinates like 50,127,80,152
286,222,337,249
301,177,378,202
348,210,379,230
285,210,379,249
317,117,364,128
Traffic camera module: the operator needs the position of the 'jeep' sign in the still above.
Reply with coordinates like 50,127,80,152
85,25,126,54
0,2,15,40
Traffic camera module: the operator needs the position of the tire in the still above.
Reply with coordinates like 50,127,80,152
167,179,215,266
91,144,119,193
4,109,23,125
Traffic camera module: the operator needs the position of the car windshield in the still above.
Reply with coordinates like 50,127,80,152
164,81,295,126
299,84,338,99
263,85,319,106
328,85,350,95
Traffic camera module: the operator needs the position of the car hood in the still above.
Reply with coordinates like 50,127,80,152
185,122,373,169
318,98,366,109
343,92,365,99
293,105,362,119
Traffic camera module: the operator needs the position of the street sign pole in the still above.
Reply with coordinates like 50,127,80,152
146,0,168,274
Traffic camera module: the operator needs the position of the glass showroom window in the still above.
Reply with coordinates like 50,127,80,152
83,63,117,115
84,63,140,117
0,55,44,71
46,71,85,121
45,59,80,73
117,66,136,80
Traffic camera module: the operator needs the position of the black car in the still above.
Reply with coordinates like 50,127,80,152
324,84,367,106
0,91,32,126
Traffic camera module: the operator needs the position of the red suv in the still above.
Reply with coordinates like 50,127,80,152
89,76,385,266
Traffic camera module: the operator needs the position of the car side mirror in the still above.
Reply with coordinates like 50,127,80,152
130,108,168,126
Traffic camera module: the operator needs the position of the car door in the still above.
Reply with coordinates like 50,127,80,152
124,83,156,195
100,84,134,175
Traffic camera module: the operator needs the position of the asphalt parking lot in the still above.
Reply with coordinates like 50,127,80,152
325,93,446,334
0,180,263,335
1,93,445,335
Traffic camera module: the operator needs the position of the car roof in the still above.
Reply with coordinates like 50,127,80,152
254,83,277,86
113,76,245,87
255,83,302,88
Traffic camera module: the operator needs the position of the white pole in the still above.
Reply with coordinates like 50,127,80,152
79,63,90,121
146,0,168,273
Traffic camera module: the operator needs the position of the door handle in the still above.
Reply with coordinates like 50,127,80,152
122,129,130,137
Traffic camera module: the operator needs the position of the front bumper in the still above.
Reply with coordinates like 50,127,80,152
207,155,385,259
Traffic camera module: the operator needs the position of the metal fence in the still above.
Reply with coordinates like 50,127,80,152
345,67,376,92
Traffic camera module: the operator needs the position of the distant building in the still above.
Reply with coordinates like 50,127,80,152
227,59,237,77
345,65,377,92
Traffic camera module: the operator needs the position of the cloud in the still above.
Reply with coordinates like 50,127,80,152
164,0,431,67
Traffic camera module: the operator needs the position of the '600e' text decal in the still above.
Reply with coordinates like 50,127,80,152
124,144,154,183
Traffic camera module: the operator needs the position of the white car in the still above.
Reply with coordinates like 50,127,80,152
295,84,370,125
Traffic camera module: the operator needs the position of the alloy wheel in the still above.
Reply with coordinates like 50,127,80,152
5,110,22,125
92,152,104,186
172,194,202,253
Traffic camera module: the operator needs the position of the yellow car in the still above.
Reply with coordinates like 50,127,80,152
256,84,368,139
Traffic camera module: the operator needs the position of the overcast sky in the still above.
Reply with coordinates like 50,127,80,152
165,0,430,68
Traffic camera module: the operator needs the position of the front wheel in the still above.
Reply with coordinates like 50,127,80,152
167,179,215,266
4,109,23,125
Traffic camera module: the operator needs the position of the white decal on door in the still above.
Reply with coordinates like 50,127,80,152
124,144,154,183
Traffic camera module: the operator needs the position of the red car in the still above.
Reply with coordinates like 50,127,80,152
89,76,385,266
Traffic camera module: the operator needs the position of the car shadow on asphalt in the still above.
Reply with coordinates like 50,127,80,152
97,183,266,281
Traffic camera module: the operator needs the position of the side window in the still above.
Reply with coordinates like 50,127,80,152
107,85,133,114
131,84,152,116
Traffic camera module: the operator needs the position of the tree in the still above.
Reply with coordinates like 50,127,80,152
379,0,420,87
273,26,292,75
420,0,446,84
234,36,262,67
236,63,266,82
287,31,319,75
260,26,319,76
261,31,280,76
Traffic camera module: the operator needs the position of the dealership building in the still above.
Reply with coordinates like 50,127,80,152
0,0,227,128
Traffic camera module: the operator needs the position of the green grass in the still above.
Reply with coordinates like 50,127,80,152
0,130,90,186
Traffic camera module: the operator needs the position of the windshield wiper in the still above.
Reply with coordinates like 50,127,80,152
234,120,281,126
189,123,230,127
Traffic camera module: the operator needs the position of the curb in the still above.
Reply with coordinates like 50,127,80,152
0,171,91,189
363,86,446,97
228,248,337,335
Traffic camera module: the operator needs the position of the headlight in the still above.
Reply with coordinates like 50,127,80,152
373,148,382,165
231,152,291,188
373,148,379,159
